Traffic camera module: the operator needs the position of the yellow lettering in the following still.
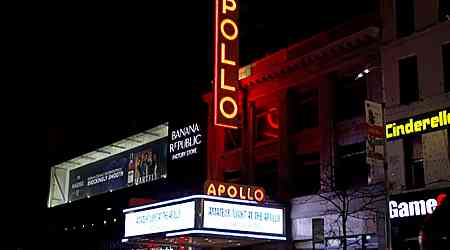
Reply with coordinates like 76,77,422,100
445,110,448,125
220,68,236,91
405,119,414,134
422,118,430,130
431,116,439,128
218,184,226,196
207,184,216,196
414,121,422,132
220,19,238,40
221,43,236,66
386,124,393,139
247,188,254,200
239,187,246,200
222,0,236,14
219,96,238,119
397,124,405,135
227,185,237,198
254,189,265,202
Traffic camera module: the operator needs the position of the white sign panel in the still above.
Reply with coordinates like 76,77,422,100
365,100,383,127
125,201,195,237
203,200,284,235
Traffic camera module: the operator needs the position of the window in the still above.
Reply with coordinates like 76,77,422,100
443,43,450,92
224,170,241,183
292,153,320,196
255,160,278,198
404,136,424,189
396,0,415,38
290,89,319,132
224,128,241,151
336,77,367,121
255,106,279,142
398,56,419,104
335,143,368,189
448,129,450,162
439,0,450,22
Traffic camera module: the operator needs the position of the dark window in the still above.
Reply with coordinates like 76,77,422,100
448,129,450,162
447,129,450,159
396,0,415,38
336,77,367,121
224,128,241,151
224,170,241,182
255,160,278,198
439,0,450,22
443,43,450,92
255,107,279,142
398,56,419,104
292,153,320,196
290,89,319,132
335,143,368,189
404,136,424,189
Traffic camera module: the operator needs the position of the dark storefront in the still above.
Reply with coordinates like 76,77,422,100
389,187,449,250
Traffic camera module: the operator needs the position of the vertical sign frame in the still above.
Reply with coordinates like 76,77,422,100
214,0,240,129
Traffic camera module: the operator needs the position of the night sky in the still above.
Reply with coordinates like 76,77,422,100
5,0,378,246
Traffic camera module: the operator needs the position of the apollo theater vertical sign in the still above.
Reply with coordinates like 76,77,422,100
214,0,240,129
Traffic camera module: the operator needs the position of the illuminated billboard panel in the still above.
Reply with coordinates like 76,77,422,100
385,107,450,141
203,200,284,235
124,201,196,237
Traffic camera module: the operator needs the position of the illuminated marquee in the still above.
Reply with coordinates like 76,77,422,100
385,108,450,141
205,181,266,202
214,0,240,128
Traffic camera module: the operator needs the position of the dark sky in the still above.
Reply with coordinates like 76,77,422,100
46,0,378,165
6,0,379,245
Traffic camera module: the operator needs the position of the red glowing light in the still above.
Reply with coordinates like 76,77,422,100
436,193,447,207
266,107,279,129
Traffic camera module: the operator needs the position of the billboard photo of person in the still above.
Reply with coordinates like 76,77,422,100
151,152,158,180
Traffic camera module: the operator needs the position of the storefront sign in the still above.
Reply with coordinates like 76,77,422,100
203,200,284,235
365,100,384,137
389,198,437,219
204,181,265,202
383,188,448,249
214,0,240,129
385,107,450,141
169,123,202,160
124,201,195,237
365,100,385,176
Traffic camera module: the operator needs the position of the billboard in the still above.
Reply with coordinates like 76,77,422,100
68,138,168,202
214,0,240,128
127,139,168,186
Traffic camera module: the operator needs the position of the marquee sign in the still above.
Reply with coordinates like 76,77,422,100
124,201,196,237
214,0,240,129
123,195,286,241
203,200,284,235
204,181,266,202
385,107,450,141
